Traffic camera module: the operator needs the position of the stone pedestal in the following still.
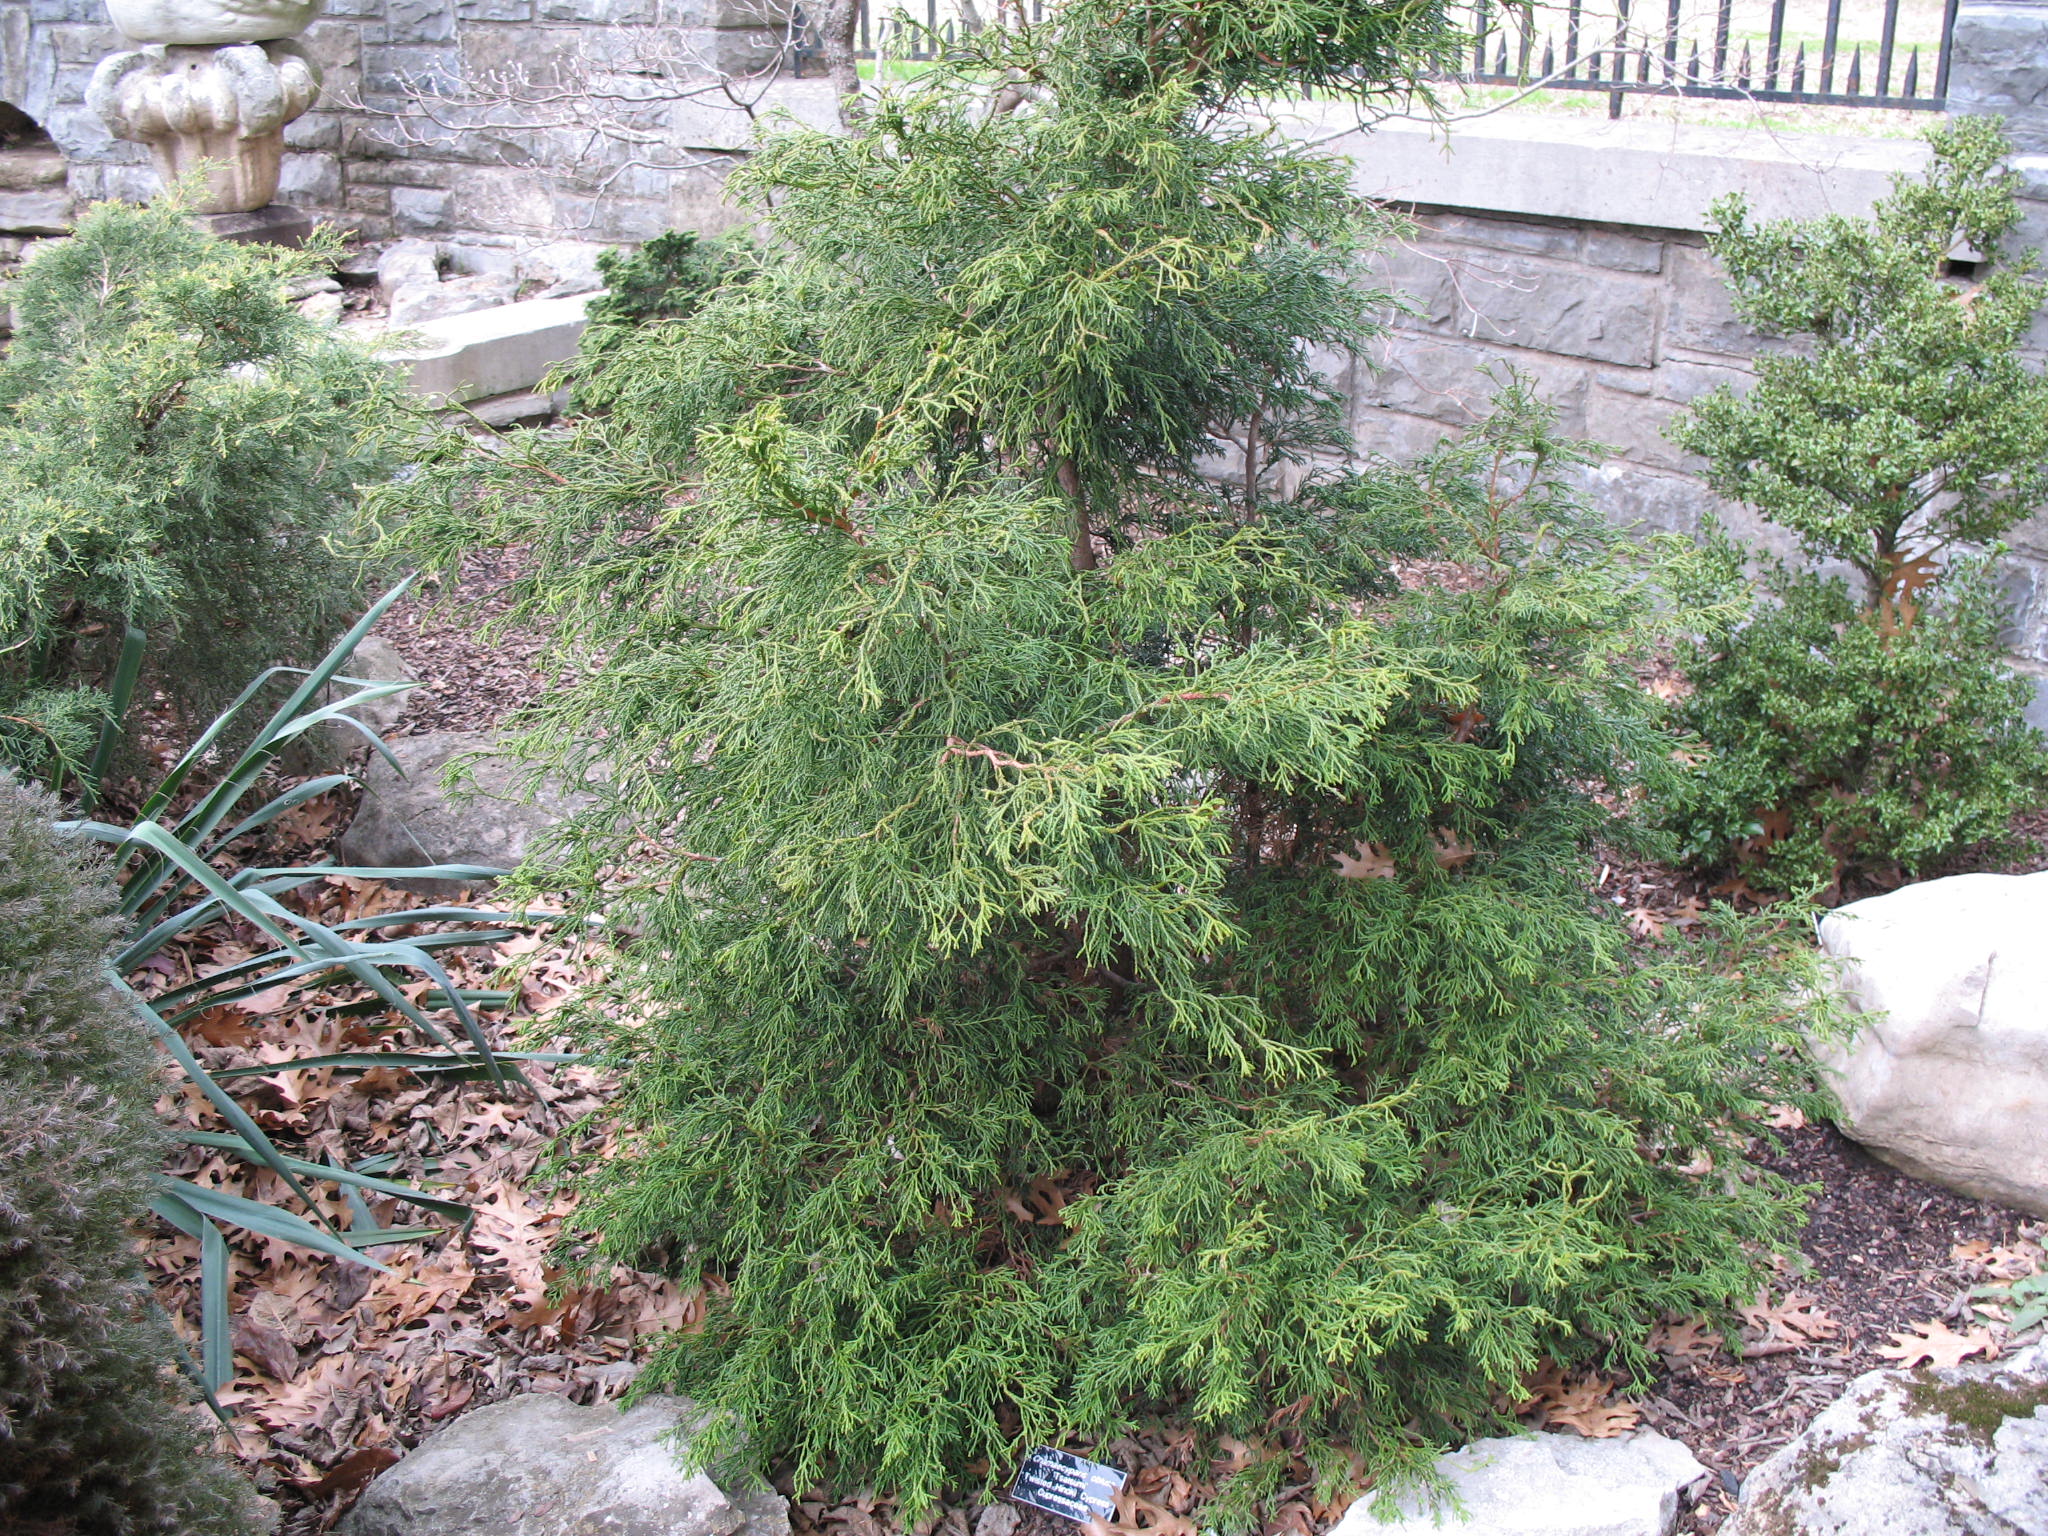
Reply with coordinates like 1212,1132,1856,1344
87,39,320,213
194,201,312,244
104,0,322,45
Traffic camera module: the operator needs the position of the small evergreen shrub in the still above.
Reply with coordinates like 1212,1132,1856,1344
0,775,254,1534
1667,119,2048,894
578,230,755,388
388,0,1824,1511
0,196,403,783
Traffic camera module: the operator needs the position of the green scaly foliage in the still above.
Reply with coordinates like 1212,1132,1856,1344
0,195,403,784
383,1,1826,1513
579,229,757,385
0,775,255,1534
1667,118,2048,894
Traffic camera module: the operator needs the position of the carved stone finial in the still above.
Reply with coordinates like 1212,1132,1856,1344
104,0,324,47
88,40,321,213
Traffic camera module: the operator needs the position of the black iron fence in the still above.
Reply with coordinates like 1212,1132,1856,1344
1452,0,1958,113
842,0,1958,112
851,1,1040,58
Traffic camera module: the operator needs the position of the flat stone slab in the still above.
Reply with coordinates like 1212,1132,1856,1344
376,291,596,404
0,187,73,236
338,1393,790,1536
1329,1431,1707,1536
195,203,314,247
1723,1344,2048,1536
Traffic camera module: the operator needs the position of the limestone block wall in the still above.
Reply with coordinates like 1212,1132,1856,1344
0,0,820,242
280,0,824,245
1294,98,2048,672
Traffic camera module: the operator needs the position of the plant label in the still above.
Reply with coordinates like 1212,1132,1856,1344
1009,1446,1126,1524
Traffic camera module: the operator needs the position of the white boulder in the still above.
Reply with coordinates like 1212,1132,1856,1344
339,1393,789,1536
1815,871,2048,1216
1328,1432,1708,1536
1723,1344,2048,1536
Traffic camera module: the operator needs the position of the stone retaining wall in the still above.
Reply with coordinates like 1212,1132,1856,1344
0,0,827,242
1291,65,2048,673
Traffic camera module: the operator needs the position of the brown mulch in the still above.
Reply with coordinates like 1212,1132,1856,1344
375,546,551,738
141,857,699,1535
1649,1124,2042,1531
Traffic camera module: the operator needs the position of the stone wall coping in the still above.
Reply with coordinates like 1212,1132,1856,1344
1266,105,1933,233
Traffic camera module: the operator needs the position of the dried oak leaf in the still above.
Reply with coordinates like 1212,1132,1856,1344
1739,1289,1838,1352
1430,831,1476,869
1877,1320,1996,1369
1513,1358,1571,1416
291,1444,400,1499
1331,842,1397,880
1544,1378,1641,1439
1982,1243,2044,1280
1102,1488,1197,1536
1695,1359,1749,1387
1648,1315,1720,1359
230,1316,303,1382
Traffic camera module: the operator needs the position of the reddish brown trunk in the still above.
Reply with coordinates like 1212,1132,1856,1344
1059,457,1097,571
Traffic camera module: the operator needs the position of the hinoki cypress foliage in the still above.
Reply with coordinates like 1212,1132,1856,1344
0,198,401,783
391,0,1823,1510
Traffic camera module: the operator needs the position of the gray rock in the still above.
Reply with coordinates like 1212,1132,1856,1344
1814,871,2048,1217
517,237,611,298
2023,670,2048,736
393,186,454,237
329,637,415,740
277,635,415,776
388,271,519,326
0,187,75,236
1723,1345,2048,1536
296,288,344,325
336,728,593,883
338,1393,790,1536
444,241,522,280
1328,1431,1708,1536
375,237,444,302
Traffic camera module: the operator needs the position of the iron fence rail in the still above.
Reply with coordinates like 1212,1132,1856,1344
1454,0,1958,112
841,0,1957,111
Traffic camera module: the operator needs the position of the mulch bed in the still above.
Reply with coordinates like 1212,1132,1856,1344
375,546,552,738
1653,1126,2040,1531
157,550,2045,1535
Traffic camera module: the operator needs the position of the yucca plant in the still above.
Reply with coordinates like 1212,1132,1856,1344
59,582,560,1405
